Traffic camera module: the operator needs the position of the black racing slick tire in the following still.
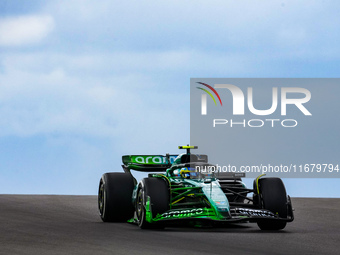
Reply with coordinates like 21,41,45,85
136,177,169,229
98,172,134,222
257,177,288,230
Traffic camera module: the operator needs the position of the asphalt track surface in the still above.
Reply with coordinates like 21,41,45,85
1,196,339,255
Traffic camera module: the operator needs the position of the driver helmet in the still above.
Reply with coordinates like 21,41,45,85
179,167,199,179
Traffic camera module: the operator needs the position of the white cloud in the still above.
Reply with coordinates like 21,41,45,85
0,15,54,46
0,1,339,141
0,51,190,143
35,0,340,64
1,0,339,141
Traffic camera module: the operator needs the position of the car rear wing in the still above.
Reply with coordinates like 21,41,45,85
122,154,209,173
122,155,178,172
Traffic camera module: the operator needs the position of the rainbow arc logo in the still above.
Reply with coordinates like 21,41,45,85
196,82,222,115
196,82,222,106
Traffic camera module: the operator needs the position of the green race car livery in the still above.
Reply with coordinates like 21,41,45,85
98,146,294,230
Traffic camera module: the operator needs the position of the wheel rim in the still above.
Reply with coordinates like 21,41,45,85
136,189,144,222
98,182,105,216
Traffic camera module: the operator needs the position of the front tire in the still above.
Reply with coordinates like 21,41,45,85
256,177,288,230
136,177,169,229
98,172,134,222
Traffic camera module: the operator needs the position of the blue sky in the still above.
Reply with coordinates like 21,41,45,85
0,0,339,196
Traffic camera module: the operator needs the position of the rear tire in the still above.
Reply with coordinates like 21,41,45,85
98,173,135,222
256,178,288,230
136,177,169,229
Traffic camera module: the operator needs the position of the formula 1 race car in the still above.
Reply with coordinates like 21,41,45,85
98,146,294,230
